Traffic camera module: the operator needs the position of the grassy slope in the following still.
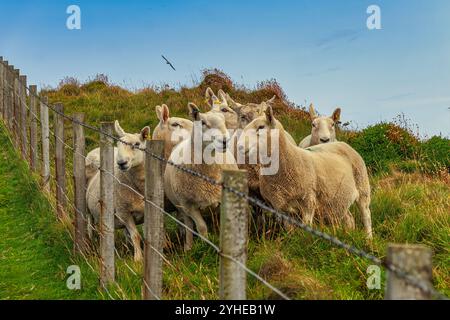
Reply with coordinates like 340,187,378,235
0,124,102,299
1,73,447,299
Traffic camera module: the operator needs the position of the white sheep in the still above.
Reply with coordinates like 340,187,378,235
152,104,193,160
205,87,239,129
238,104,373,239
299,104,341,148
164,103,238,243
85,147,118,184
86,121,151,262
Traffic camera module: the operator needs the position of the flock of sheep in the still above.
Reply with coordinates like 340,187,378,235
84,88,373,262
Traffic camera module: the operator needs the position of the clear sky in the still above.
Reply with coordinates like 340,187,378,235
1,0,449,137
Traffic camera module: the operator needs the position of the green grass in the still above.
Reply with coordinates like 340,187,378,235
0,124,101,299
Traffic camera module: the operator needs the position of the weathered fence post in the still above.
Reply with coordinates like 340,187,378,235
13,69,20,147
4,63,12,130
219,169,249,300
7,65,15,132
40,96,50,192
0,57,4,119
1,60,8,121
19,75,28,161
29,85,39,172
73,113,89,253
385,244,433,300
54,103,66,218
99,121,115,288
143,140,165,300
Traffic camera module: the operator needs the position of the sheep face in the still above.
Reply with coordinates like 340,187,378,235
309,105,341,145
237,102,278,159
153,104,193,159
188,103,230,153
205,87,238,129
236,104,262,129
225,94,276,129
114,120,151,172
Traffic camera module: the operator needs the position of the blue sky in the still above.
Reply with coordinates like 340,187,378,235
1,0,449,137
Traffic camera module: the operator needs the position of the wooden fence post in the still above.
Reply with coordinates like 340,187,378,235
100,121,115,288
7,65,14,132
219,169,249,300
40,96,50,192
5,64,12,130
73,113,89,253
19,75,28,161
29,85,39,172
13,69,20,147
1,60,8,121
54,103,66,218
0,57,3,119
385,244,433,300
143,140,165,300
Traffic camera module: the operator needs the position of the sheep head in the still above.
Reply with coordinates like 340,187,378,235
153,104,193,159
115,120,151,171
205,87,238,129
237,103,282,159
309,104,341,145
188,102,230,153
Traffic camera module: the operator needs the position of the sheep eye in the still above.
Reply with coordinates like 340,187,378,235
134,142,140,147
331,122,335,127
221,108,228,113
257,125,265,131
171,123,180,128
201,121,207,127
312,123,316,128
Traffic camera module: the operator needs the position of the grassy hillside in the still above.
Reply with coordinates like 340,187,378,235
0,124,101,299
12,70,448,299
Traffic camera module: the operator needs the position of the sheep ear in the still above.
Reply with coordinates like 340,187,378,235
225,93,236,106
309,104,317,121
162,104,170,123
264,103,274,124
218,89,228,105
140,126,151,142
205,87,218,108
114,120,126,138
188,103,201,121
266,95,277,104
155,105,163,122
332,108,341,122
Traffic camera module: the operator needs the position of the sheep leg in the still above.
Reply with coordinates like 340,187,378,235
357,197,373,240
343,210,356,230
87,214,94,241
183,213,194,252
185,206,208,237
122,215,143,262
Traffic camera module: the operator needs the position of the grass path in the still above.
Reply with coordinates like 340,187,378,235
0,124,100,299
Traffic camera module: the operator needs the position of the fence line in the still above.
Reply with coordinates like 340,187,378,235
0,57,447,301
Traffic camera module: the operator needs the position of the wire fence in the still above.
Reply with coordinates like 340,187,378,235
0,57,447,301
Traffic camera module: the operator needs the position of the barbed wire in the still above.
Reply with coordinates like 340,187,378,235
0,59,447,300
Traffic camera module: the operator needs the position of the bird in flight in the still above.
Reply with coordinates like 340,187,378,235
161,55,176,71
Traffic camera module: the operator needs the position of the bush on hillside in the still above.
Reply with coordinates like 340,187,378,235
58,77,81,96
419,136,450,173
80,74,109,93
200,68,233,93
349,123,419,174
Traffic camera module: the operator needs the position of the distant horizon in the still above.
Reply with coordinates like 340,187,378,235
1,0,449,137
